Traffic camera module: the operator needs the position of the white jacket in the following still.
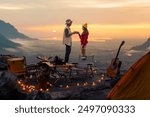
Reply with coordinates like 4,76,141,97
63,26,72,46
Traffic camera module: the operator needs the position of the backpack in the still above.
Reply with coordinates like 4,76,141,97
53,56,65,65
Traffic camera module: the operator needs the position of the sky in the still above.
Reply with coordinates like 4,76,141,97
0,0,150,40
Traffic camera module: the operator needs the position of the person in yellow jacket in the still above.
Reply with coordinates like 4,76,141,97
78,23,89,59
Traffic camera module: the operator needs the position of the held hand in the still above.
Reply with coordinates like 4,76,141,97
73,31,79,34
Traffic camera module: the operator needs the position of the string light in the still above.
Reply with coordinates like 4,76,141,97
40,88,43,92
17,72,106,93
98,79,101,83
59,85,63,88
29,89,32,93
83,83,86,86
83,82,88,87
102,74,105,77
92,82,96,86
50,84,53,87
101,74,105,80
66,85,69,89
17,80,36,93
77,83,80,86
22,87,26,90
46,88,49,92
17,80,21,84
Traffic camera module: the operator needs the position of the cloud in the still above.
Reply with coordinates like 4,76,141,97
0,0,149,10
0,1,69,10
0,3,34,10
0,0,149,26
0,6,23,10
64,0,150,8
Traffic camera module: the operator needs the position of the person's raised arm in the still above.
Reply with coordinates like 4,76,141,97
65,28,79,37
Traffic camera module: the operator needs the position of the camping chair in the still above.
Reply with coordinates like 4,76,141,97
70,55,97,78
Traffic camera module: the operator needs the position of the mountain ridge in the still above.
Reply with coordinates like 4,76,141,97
131,37,150,51
0,19,31,39
0,33,20,49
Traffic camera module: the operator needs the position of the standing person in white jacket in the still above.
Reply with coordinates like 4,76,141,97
63,19,79,63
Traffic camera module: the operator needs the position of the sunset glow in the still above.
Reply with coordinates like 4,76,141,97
21,24,150,40
0,0,149,40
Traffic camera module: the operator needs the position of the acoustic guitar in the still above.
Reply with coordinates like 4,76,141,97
107,41,125,78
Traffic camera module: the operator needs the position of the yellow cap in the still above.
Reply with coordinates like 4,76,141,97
82,23,88,28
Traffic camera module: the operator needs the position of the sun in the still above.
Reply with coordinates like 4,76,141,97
52,29,56,33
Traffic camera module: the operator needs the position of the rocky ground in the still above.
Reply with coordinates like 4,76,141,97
0,70,112,100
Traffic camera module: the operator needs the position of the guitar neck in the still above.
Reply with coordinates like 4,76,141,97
115,47,121,60
113,43,124,64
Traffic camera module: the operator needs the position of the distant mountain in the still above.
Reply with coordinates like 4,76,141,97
0,33,20,48
0,19,31,39
131,38,150,51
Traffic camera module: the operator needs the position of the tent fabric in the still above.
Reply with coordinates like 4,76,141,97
107,51,150,100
